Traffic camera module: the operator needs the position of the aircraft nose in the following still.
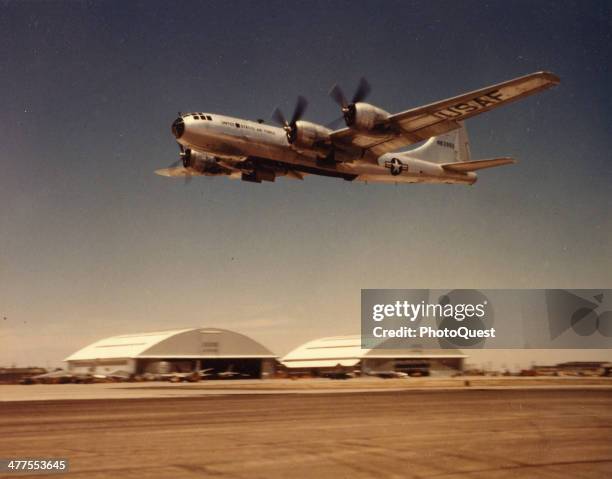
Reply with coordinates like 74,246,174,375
171,117,185,139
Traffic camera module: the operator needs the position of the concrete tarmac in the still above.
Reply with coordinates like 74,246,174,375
1,389,611,478
2,377,611,402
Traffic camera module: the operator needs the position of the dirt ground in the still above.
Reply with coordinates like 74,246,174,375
1,388,611,478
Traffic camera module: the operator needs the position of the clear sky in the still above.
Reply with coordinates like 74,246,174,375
1,0,611,368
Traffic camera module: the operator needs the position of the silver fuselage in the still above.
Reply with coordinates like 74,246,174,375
176,113,476,184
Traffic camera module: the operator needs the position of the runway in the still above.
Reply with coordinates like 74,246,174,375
1,389,611,478
2,376,611,402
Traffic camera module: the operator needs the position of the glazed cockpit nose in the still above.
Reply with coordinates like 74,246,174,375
171,117,185,139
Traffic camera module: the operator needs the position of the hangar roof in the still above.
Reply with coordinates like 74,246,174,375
283,359,361,368
65,327,276,361
282,335,466,368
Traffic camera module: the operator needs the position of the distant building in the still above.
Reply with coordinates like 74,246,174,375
65,327,277,379
281,335,466,377
556,361,609,373
533,361,611,376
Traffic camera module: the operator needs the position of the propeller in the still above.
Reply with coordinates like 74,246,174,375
163,144,193,185
328,77,372,125
179,145,193,185
179,144,191,168
272,95,308,143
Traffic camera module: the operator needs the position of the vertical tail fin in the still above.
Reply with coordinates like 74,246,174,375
404,121,471,164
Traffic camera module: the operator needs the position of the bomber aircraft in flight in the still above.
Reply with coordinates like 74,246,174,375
155,71,559,185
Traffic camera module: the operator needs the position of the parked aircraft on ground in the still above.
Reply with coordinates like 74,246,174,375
156,72,559,185
365,370,410,379
215,365,250,379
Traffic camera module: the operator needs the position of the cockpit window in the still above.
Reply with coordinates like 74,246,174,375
206,115,212,121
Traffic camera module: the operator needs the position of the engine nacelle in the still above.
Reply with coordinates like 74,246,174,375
288,121,332,149
345,103,390,130
184,150,229,175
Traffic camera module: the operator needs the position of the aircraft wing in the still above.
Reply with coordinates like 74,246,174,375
154,167,205,177
156,163,307,181
330,71,560,158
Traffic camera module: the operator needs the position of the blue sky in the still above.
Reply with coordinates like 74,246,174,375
1,0,610,366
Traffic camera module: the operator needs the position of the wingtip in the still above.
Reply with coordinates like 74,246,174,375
536,71,561,85
499,157,518,166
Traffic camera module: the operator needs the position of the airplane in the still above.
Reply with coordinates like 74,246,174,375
155,71,559,185
365,370,410,379
20,369,74,384
165,368,215,383
322,370,354,380
140,362,215,382
215,364,250,379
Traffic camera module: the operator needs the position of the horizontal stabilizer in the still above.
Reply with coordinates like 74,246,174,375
441,157,516,172
154,167,204,177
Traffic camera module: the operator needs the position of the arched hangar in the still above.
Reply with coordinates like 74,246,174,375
282,335,466,377
65,327,276,379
